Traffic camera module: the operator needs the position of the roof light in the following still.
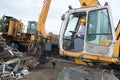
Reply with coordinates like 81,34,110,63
104,2,108,6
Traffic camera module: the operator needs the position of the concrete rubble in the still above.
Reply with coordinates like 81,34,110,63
57,66,119,80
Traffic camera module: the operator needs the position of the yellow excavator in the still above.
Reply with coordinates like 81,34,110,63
1,16,23,37
37,0,120,66
0,16,36,53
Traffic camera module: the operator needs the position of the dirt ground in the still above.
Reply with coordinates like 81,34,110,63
23,61,76,80
22,61,120,80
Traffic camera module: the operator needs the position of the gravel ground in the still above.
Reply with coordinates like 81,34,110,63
22,61,76,80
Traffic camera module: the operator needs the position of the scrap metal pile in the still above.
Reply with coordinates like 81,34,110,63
0,36,30,80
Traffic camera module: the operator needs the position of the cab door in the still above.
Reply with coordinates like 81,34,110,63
60,10,86,52
85,6,116,57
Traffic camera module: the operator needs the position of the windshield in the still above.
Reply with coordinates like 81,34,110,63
63,14,79,39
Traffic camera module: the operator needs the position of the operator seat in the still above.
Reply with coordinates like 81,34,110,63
74,37,84,52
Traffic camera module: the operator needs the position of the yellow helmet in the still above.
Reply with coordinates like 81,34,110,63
80,18,86,23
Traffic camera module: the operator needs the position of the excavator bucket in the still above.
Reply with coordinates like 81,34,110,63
79,0,99,7
37,0,51,38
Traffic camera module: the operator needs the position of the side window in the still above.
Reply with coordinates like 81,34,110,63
62,13,79,50
87,8,112,46
63,14,79,39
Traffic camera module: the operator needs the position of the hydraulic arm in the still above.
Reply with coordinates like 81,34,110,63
37,0,51,38
37,0,99,38
116,20,120,40
79,0,100,7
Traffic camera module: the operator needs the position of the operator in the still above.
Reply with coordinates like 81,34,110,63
70,18,86,51
75,18,86,38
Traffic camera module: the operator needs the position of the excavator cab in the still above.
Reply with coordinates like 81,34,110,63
59,5,117,62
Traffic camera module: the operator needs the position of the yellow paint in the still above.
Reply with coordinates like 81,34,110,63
83,54,117,63
31,35,35,41
79,0,98,7
37,0,51,38
113,20,120,59
116,21,120,40
16,21,23,33
75,59,87,65
113,40,120,57
59,50,118,63
75,59,93,66
8,18,16,36
60,50,81,57
100,40,111,46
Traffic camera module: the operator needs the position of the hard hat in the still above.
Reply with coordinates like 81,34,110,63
80,18,86,23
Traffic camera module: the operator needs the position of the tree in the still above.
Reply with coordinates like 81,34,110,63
48,32,53,36
0,15,5,32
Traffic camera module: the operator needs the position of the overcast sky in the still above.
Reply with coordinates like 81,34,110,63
0,0,119,34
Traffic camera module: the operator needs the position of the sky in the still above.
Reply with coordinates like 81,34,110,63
0,0,120,34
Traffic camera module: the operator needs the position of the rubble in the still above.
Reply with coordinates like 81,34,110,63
57,66,119,80
0,37,30,80
0,36,120,80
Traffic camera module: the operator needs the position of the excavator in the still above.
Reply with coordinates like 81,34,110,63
37,1,120,79
0,15,40,53
37,0,120,66
1,16,23,36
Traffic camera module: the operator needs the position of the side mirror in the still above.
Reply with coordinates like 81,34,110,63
68,5,72,10
61,14,65,21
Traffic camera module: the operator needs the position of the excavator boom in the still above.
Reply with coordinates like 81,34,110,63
113,20,120,59
37,0,51,38
116,20,120,40
79,0,100,7
37,0,99,38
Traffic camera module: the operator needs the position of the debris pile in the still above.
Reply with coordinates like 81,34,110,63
0,37,30,80
57,66,119,80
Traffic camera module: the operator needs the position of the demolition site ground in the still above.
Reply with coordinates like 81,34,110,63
22,61,76,80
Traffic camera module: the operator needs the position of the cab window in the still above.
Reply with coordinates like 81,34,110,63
86,8,112,46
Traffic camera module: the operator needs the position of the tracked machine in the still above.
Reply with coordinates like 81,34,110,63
36,0,120,79
37,0,120,66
